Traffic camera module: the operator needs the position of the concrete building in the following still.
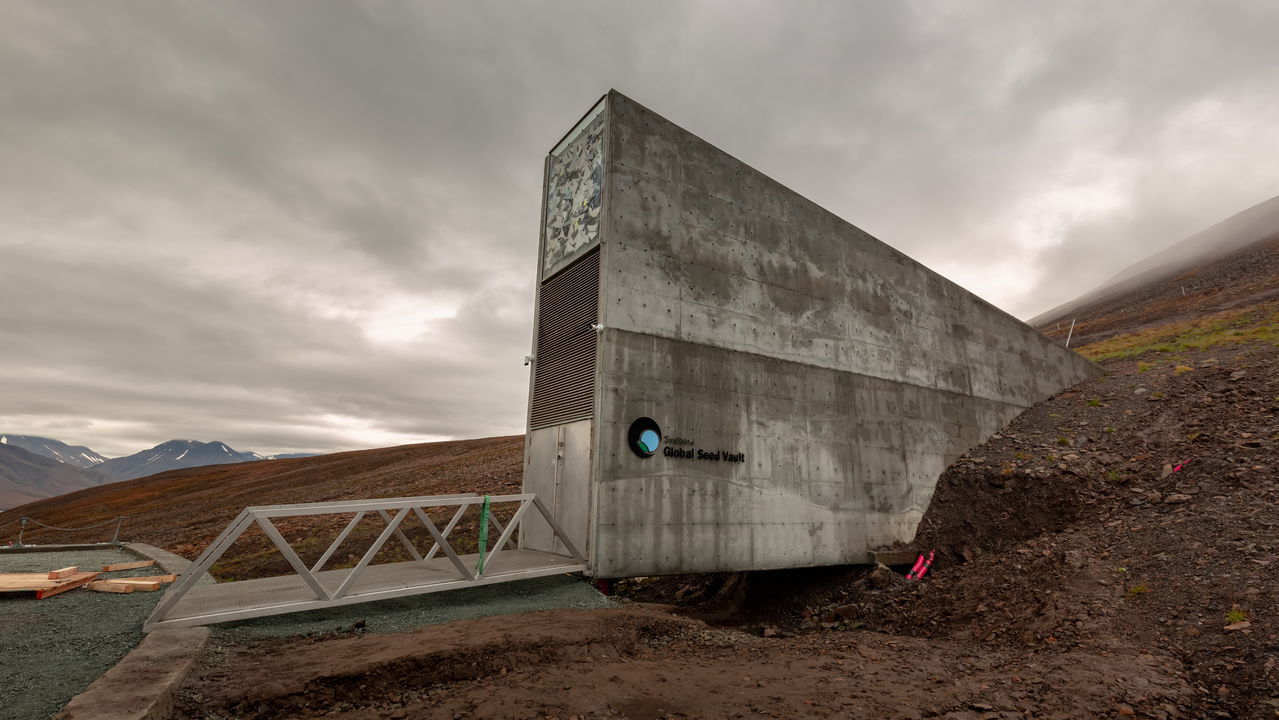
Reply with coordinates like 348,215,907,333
521,91,1099,578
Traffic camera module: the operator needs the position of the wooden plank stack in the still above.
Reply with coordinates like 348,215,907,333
0,559,176,599
0,569,101,599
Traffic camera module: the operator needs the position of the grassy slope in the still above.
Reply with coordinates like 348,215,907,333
1076,301,1279,361
1038,234,1279,348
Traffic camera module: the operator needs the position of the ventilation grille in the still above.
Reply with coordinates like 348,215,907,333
529,248,600,430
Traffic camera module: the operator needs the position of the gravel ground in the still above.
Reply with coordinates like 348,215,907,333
214,574,612,640
0,548,165,720
2,545,608,719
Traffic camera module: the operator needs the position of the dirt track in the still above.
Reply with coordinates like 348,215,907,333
174,340,1278,720
176,607,1194,720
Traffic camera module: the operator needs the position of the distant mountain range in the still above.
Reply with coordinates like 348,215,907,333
0,435,319,510
0,444,114,509
0,435,522,561
0,434,108,469
95,439,261,482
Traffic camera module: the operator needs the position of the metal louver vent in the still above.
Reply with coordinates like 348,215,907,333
529,248,600,430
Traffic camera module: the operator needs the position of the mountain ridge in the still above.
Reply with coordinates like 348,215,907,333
0,435,522,558
1031,193,1279,331
0,443,114,510
96,439,261,482
0,434,323,506
0,434,108,469
1032,194,1279,348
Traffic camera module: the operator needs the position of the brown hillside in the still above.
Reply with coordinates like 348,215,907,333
1036,232,1279,348
0,435,523,578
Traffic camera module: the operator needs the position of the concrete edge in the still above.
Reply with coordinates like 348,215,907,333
53,627,210,720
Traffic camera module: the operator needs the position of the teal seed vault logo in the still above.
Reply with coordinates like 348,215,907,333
627,417,662,457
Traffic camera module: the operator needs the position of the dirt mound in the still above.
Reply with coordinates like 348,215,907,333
601,340,1276,718
805,341,1279,719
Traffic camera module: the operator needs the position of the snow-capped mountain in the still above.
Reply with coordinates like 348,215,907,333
0,434,108,469
97,439,260,481
0,443,113,510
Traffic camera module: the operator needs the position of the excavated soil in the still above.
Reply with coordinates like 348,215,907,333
175,607,1193,720
174,341,1278,719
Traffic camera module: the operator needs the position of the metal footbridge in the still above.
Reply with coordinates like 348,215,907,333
143,493,585,632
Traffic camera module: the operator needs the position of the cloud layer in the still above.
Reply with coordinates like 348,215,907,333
2,1,1278,456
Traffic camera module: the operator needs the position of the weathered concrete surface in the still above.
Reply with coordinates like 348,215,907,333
592,331,1027,576
601,91,1096,405
53,627,209,720
524,90,1100,577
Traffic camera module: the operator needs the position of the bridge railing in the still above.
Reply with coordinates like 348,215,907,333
145,492,584,630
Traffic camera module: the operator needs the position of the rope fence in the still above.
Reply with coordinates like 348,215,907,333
0,515,126,548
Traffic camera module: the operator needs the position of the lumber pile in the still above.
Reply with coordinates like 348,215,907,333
89,560,173,593
0,559,176,599
0,568,100,599
102,560,156,572
86,580,134,594
97,578,163,592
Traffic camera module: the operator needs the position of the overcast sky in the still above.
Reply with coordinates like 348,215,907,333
3,1,1278,457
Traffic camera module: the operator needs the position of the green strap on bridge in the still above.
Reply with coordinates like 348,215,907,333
476,495,491,575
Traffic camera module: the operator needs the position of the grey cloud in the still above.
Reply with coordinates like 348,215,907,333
2,0,1278,456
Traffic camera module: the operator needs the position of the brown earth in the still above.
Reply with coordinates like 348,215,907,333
171,339,1278,720
175,607,1193,720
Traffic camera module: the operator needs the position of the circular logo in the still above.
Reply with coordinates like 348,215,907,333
627,417,662,457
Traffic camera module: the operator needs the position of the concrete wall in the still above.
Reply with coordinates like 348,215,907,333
584,91,1100,577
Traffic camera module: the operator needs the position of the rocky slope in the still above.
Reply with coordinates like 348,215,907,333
621,339,1278,719
1032,192,1279,344
1033,230,1279,348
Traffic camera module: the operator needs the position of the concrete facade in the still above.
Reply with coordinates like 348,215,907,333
523,91,1100,578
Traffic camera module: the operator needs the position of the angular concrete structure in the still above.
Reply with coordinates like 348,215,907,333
521,91,1100,578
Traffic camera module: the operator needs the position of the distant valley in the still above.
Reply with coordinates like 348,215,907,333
0,434,318,510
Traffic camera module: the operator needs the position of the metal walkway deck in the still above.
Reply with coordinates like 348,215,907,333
144,493,585,632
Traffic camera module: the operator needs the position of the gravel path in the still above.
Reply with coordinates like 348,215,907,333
2,547,607,719
0,549,165,720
